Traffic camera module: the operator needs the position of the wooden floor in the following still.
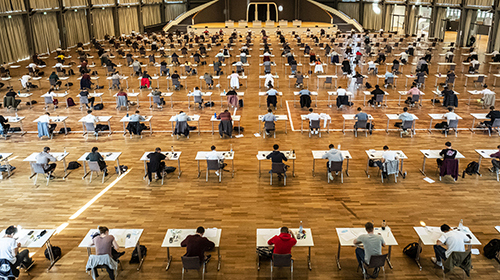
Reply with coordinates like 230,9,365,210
1,31,500,280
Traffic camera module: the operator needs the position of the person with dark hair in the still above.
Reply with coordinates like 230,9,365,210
369,85,385,107
322,144,344,181
267,226,297,254
484,106,500,132
374,146,398,178
90,226,125,280
489,145,500,173
305,108,320,134
437,142,457,167
86,147,108,176
266,85,278,109
431,224,470,267
398,107,414,135
354,222,385,269
262,109,277,136
205,145,224,176
35,146,57,178
0,225,33,273
181,226,215,264
147,147,166,182
266,144,288,180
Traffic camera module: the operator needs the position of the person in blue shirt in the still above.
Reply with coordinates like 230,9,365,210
266,85,278,109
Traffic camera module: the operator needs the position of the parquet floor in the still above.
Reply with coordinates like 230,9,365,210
1,31,500,280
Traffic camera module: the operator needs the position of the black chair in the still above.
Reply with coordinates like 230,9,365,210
263,121,276,138
488,119,500,136
445,119,459,137
181,256,206,280
309,120,321,137
270,162,287,185
328,161,343,183
358,254,387,280
270,254,293,280
354,120,369,137
206,159,222,182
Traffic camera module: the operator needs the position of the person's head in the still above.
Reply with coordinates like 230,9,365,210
273,144,279,151
45,112,50,116
196,226,205,235
365,222,374,233
357,107,362,112
155,147,161,152
195,86,199,90
87,110,93,114
98,226,109,234
211,145,216,151
403,107,408,112
445,141,452,148
309,108,313,113
444,86,449,91
338,86,342,89
375,85,380,89
5,226,17,235
268,85,273,89
484,84,488,89
383,145,389,151
91,147,98,153
329,144,334,149
280,226,289,234
440,224,451,233
447,107,453,112
43,147,50,153
135,110,140,114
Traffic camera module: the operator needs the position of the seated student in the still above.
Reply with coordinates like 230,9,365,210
391,59,400,73
191,87,203,109
132,60,142,76
140,71,152,89
431,224,471,269
264,72,274,88
262,109,277,136
298,88,311,108
225,88,238,108
437,141,457,167
305,108,320,134
82,109,99,135
482,106,500,133
90,226,126,280
341,58,351,74
181,226,215,264
203,72,213,89
266,85,278,109
373,145,398,178
116,90,128,109
147,147,166,182
416,57,428,74
229,71,240,89
405,83,422,105
217,109,233,137
267,226,297,255
442,87,457,107
49,72,62,90
399,51,409,64
384,71,394,87
443,107,459,131
86,147,108,176
322,144,344,181
170,70,183,90
160,61,170,76
35,146,57,178
0,225,34,275
3,88,21,110
314,58,324,74
184,61,193,75
354,107,369,132
37,112,57,138
397,107,414,135
266,144,288,180
126,110,146,136
80,73,93,90
480,84,496,108
369,85,385,107
205,145,225,176
172,111,192,137
354,222,385,274
294,71,304,88
0,115,10,135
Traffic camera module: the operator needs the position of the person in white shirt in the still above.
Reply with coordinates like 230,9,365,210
367,60,377,75
469,58,479,73
305,108,320,134
480,84,496,107
0,225,33,273
444,50,454,62
83,110,98,124
215,51,225,62
20,74,31,89
205,145,225,176
399,51,408,64
229,71,240,89
431,224,471,267
27,62,38,75
54,62,66,75
443,107,459,125
191,86,203,109
337,86,347,96
264,73,274,89
374,145,398,178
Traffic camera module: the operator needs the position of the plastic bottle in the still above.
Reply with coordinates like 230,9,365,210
214,112,217,119
299,221,303,235
17,90,20,96
171,145,175,153
459,219,463,230
64,147,67,154
382,220,386,230
230,144,233,153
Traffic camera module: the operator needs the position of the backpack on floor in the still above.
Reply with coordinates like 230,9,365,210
67,97,75,107
238,99,244,107
44,246,62,260
483,239,500,259
164,166,176,173
462,161,480,178
115,165,128,174
93,103,104,110
403,242,421,259
129,245,147,264
59,127,71,134
67,161,81,170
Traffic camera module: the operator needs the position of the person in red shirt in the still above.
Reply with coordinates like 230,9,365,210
181,226,215,263
267,227,297,255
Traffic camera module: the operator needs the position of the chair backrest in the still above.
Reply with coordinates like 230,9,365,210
271,162,286,174
206,159,220,171
31,163,46,174
417,75,425,83
272,254,292,267
448,119,459,128
80,95,89,104
88,161,101,172
491,119,500,128
172,78,180,85
375,94,384,102
367,254,388,269
411,94,420,102
476,75,484,82
445,76,455,83
449,64,456,71
328,161,343,172
325,77,332,83
44,96,53,104
402,120,414,129
181,256,202,270
117,95,127,106
386,77,394,84
310,119,320,129
355,119,367,128
85,122,95,132
265,121,275,130
356,76,363,84
474,64,480,70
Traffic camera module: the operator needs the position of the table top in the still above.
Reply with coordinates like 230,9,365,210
365,150,408,160
258,115,288,121
168,115,200,122
496,226,500,233
78,152,122,162
5,116,25,122
147,92,174,97
328,91,353,96
414,226,481,246
336,227,398,246
120,115,152,122
294,91,318,96
464,74,487,78
317,75,338,78
220,92,244,97
0,229,55,248
77,92,104,97
33,116,68,123
475,149,498,159
78,116,112,122
41,92,69,98
419,149,465,159
301,114,330,121
195,151,234,160
259,91,283,96
311,150,352,160
363,91,389,96
161,228,221,248
398,91,425,96
199,75,220,79
0,153,13,162
386,113,419,120
432,90,460,95
470,113,488,119
259,75,279,78
140,151,182,161
256,228,314,247
24,152,69,162
211,115,241,121
113,92,140,97
428,113,463,120
78,229,144,248
257,150,296,160
342,114,374,120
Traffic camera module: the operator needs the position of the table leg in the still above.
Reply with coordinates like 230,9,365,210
346,158,350,176
400,159,406,178
336,243,342,270
62,159,68,179
398,94,402,106
82,161,89,179
122,122,126,136
308,246,312,270
45,240,58,271
136,241,144,270
420,155,427,175
415,239,423,270
177,159,182,178
342,119,346,135
217,247,221,271
365,157,370,177
256,249,260,271
301,119,303,134
116,158,122,175
387,245,394,269
149,120,153,135
165,247,172,270
312,158,315,176
428,119,433,133
231,159,234,178
386,118,390,133
292,159,295,177
465,77,468,87
212,121,214,135
470,117,476,133
197,160,200,178
63,121,68,135
171,122,174,136
198,119,201,135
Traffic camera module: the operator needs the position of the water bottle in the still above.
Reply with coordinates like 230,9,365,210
230,144,233,153
171,145,175,153
17,90,20,96
15,112,18,119
382,220,386,230
458,219,463,230
126,113,129,117
299,221,303,234
214,112,217,119
223,89,226,95
64,147,67,154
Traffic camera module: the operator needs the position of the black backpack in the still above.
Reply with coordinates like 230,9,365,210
462,161,480,178
403,242,421,259
44,246,62,260
93,103,104,110
238,99,244,107
129,245,147,264
483,239,500,259
115,165,128,174
59,127,71,134
67,161,81,170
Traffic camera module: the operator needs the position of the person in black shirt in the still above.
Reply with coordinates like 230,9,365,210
370,85,385,107
485,106,500,132
266,144,288,180
0,115,10,133
80,88,95,109
147,147,166,183
437,141,457,166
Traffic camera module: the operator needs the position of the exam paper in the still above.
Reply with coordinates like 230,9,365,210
423,177,435,183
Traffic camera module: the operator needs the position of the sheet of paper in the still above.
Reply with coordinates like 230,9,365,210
124,236,136,248
254,133,261,137
423,177,435,183
495,226,500,233
204,228,217,238
339,230,357,241
235,134,244,138
471,248,480,255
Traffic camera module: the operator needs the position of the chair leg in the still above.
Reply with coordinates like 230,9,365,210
341,171,343,183
101,170,105,184
202,263,205,280
181,267,185,280
46,174,50,186
270,172,272,185
284,173,286,186
206,168,209,182
89,171,93,183
33,174,38,186
219,168,221,182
